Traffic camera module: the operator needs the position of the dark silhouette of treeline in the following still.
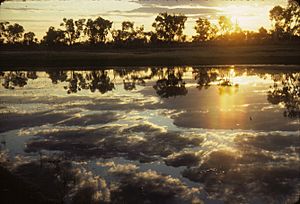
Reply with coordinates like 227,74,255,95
1,68,299,118
0,0,299,48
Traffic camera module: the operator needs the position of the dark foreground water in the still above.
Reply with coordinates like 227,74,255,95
0,66,299,204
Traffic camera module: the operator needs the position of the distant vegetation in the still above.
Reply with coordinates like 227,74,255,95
0,0,299,47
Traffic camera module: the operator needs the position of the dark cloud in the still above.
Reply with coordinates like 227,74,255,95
0,111,73,133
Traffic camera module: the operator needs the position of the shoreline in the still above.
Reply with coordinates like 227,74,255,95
1,45,300,70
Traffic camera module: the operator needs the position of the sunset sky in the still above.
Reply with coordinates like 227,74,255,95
0,0,287,39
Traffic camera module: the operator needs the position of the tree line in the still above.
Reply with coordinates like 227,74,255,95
0,0,299,47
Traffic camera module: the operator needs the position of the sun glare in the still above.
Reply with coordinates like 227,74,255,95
222,5,273,30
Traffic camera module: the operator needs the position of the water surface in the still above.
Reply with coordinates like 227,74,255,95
0,66,299,203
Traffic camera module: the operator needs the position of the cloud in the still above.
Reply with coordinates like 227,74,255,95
129,6,221,15
58,112,123,126
122,122,165,134
1,7,44,11
182,132,300,203
235,133,300,152
132,0,286,7
25,123,203,162
109,168,202,204
182,148,300,203
165,151,201,167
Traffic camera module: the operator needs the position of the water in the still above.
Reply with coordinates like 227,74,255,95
0,66,299,203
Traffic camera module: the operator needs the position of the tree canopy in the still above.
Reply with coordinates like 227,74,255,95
42,26,65,46
270,0,300,39
84,17,112,44
193,17,217,42
152,12,187,42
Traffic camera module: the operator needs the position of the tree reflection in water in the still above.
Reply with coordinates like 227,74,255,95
0,71,38,89
113,68,150,91
153,68,187,98
192,68,218,90
47,70,68,84
1,69,299,116
268,73,300,118
47,70,115,94
86,71,115,94
193,67,239,95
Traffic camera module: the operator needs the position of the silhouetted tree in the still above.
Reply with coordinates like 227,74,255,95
42,26,66,46
257,27,269,42
112,21,147,46
121,21,135,41
112,21,134,44
23,31,37,45
152,12,187,42
270,0,300,40
244,30,258,43
193,18,217,42
148,31,161,44
60,18,86,45
218,16,233,37
0,22,9,44
4,23,24,44
84,17,112,44
135,25,148,44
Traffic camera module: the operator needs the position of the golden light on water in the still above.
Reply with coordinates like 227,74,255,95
229,68,236,78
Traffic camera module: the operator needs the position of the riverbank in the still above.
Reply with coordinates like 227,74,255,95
1,45,300,70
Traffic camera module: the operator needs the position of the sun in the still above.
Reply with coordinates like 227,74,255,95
221,4,273,31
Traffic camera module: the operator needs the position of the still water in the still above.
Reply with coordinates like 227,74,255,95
0,66,299,204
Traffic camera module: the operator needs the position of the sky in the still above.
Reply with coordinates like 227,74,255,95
0,0,287,39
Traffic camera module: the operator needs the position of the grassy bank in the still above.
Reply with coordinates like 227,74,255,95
1,45,300,70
